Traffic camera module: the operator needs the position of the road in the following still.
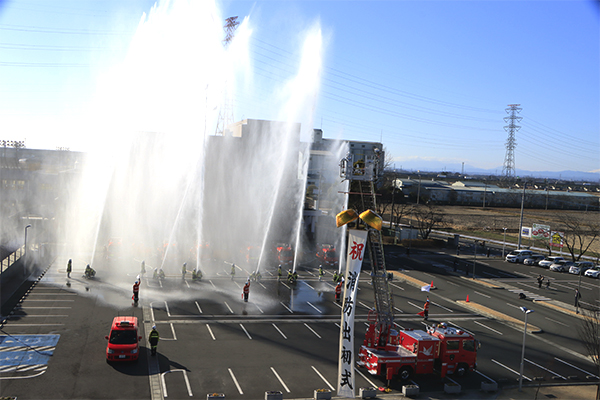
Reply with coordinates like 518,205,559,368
1,246,598,399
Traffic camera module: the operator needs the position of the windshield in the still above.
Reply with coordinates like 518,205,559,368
109,329,138,345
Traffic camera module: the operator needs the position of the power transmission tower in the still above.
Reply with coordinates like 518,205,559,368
215,17,239,136
502,104,522,180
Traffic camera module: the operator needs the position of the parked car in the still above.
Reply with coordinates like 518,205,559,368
105,316,142,362
505,250,533,263
538,256,565,268
568,261,595,275
584,266,600,278
523,254,545,266
549,260,575,272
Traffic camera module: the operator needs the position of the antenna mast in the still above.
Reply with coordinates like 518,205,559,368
502,104,522,180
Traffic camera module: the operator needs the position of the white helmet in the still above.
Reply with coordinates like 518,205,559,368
152,325,156,330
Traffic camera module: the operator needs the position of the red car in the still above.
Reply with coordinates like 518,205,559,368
105,316,142,362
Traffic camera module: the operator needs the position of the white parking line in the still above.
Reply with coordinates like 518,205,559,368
272,323,287,339
303,281,315,290
355,366,378,387
545,317,568,327
491,359,531,381
446,281,459,286
307,302,322,314
474,321,503,335
259,282,267,290
389,283,405,291
270,367,291,393
555,357,600,379
240,324,252,339
475,369,496,383
224,302,234,314
255,304,264,314
359,301,371,310
311,365,334,390
394,306,404,313
280,282,290,290
209,280,217,289
195,301,202,314
228,368,244,394
304,323,321,339
408,301,422,309
16,306,71,309
525,358,566,379
280,302,293,313
474,291,491,298
206,324,215,340
431,302,453,312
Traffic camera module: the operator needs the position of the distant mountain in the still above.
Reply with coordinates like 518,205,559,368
392,160,600,182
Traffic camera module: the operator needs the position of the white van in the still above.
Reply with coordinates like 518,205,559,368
505,250,533,263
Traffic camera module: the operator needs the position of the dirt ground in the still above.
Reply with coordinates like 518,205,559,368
404,206,600,256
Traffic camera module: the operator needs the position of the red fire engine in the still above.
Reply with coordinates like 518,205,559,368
316,244,338,266
276,244,293,265
358,314,478,380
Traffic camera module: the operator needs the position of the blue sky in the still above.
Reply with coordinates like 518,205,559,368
1,0,598,175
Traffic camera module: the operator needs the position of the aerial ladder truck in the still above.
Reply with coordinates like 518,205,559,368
339,151,478,382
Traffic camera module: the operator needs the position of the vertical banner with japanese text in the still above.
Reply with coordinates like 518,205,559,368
337,229,368,398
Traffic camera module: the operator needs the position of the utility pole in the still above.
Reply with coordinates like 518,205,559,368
215,16,240,136
502,104,522,180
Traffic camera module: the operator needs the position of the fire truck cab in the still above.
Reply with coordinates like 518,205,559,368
276,244,293,265
316,244,338,266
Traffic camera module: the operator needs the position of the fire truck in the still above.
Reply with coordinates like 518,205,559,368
276,243,294,265
316,244,338,266
339,151,478,381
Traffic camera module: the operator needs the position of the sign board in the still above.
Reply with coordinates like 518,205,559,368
521,227,532,238
532,224,551,241
337,229,368,398
550,231,564,248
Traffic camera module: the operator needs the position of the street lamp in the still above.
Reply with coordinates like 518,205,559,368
502,227,507,258
416,172,421,205
24,224,32,276
518,306,534,391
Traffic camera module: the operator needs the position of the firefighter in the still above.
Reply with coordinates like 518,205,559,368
243,279,250,302
140,260,146,277
332,271,339,282
153,268,158,280
192,268,202,281
132,280,140,303
335,279,343,303
84,264,95,279
182,262,187,279
149,325,160,356
158,268,165,280
277,265,282,281
255,270,261,282
423,299,430,320
537,275,544,289
66,259,72,278
250,271,256,281
230,264,236,280
318,265,324,281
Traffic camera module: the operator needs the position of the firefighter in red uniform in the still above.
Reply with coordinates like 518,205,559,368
423,299,430,320
132,280,140,303
243,279,250,302
335,280,343,303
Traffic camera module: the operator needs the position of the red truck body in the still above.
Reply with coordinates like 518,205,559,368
316,244,338,266
276,244,293,265
358,322,477,380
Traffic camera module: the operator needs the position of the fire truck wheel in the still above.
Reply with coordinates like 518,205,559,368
455,363,468,377
398,366,413,381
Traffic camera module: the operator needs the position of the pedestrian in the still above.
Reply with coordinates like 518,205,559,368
182,262,187,279
423,299,430,320
486,248,491,258
318,265,324,281
230,264,236,280
575,289,581,313
148,325,160,356
335,279,343,303
243,279,250,302
456,245,461,256
537,275,543,289
140,260,146,277
277,265,282,281
66,259,72,278
546,279,550,289
132,280,140,303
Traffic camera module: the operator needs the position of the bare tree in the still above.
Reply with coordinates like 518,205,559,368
577,309,600,400
557,213,599,261
411,204,445,240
